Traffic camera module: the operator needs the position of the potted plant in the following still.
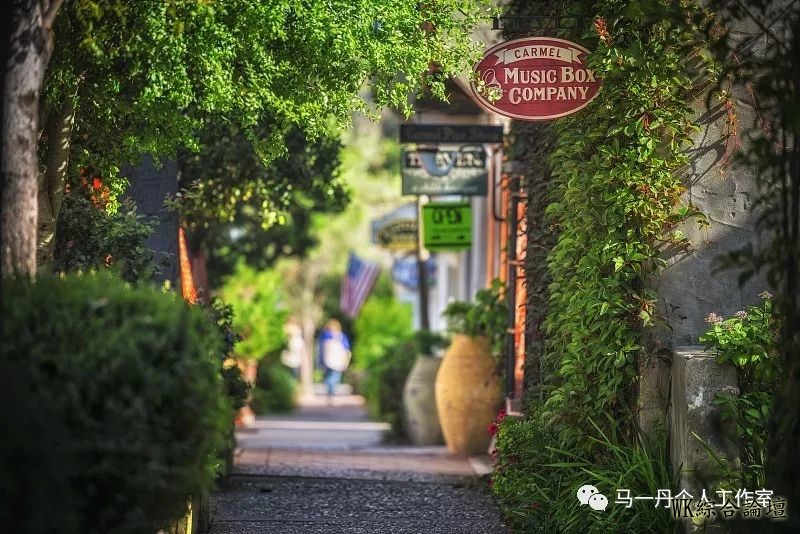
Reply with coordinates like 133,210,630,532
402,330,448,446
436,280,506,455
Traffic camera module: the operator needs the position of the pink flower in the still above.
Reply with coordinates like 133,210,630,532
705,312,723,324
734,310,748,319
759,291,773,300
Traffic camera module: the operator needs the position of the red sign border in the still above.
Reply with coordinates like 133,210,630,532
469,36,600,122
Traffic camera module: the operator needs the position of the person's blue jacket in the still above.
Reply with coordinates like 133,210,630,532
317,328,351,371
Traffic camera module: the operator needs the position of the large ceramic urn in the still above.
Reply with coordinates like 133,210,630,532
435,334,502,455
402,355,444,446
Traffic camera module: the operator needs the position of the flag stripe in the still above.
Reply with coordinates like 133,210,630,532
340,253,380,318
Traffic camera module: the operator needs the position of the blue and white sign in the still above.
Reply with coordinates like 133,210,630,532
391,257,436,290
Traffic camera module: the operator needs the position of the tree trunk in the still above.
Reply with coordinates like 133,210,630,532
1,0,61,277
37,93,75,266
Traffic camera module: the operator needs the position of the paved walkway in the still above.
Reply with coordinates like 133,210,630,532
209,393,507,533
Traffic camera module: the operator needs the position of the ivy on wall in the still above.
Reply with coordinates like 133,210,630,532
492,0,714,530
541,0,711,440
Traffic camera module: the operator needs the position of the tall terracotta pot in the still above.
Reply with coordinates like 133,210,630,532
402,355,444,446
435,334,502,455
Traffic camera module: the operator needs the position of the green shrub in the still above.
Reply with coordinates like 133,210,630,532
0,273,230,534
206,297,250,480
362,331,446,440
362,337,416,439
700,293,779,488
352,291,413,370
492,409,676,534
251,362,296,414
208,298,250,412
219,263,288,360
53,193,157,282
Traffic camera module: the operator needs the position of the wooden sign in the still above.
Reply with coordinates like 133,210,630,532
402,148,488,196
399,124,503,144
470,37,600,121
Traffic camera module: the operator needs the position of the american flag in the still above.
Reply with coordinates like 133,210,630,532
340,252,381,318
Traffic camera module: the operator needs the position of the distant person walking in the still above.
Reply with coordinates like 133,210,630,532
281,320,307,380
317,319,351,400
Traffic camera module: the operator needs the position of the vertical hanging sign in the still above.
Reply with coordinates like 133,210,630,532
470,37,601,121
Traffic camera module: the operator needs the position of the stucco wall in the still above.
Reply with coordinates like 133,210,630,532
655,95,767,348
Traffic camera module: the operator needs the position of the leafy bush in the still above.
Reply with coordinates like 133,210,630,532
492,409,676,534
53,192,157,282
205,297,249,480
0,273,230,534
352,289,413,370
208,298,249,412
700,293,779,488
251,362,296,414
219,263,288,360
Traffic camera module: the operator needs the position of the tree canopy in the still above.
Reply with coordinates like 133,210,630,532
15,0,492,271
178,123,349,285
45,0,491,194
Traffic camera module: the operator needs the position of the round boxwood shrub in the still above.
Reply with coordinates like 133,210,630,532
0,272,230,534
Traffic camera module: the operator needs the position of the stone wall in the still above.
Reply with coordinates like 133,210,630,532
669,347,738,494
655,93,766,349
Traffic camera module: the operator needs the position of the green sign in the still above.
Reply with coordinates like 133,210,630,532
422,202,472,251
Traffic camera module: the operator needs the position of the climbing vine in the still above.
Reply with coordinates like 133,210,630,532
541,0,711,440
492,0,716,531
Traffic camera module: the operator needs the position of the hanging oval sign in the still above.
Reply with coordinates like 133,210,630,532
470,37,600,121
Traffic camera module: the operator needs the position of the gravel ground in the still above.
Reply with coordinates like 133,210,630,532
209,475,508,534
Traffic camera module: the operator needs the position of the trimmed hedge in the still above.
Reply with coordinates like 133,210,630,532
0,273,230,534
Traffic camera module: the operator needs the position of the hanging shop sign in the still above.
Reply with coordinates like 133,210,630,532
391,257,436,290
372,203,418,251
402,148,488,196
375,219,418,250
470,36,601,121
399,124,503,144
421,202,472,251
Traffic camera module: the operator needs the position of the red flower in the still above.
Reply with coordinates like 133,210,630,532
593,17,610,43
487,478,494,488
488,422,499,436
496,409,507,423
92,177,102,190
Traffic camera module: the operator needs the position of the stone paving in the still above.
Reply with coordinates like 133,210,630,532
209,393,507,533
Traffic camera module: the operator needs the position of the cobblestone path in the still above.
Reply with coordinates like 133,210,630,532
209,394,507,534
